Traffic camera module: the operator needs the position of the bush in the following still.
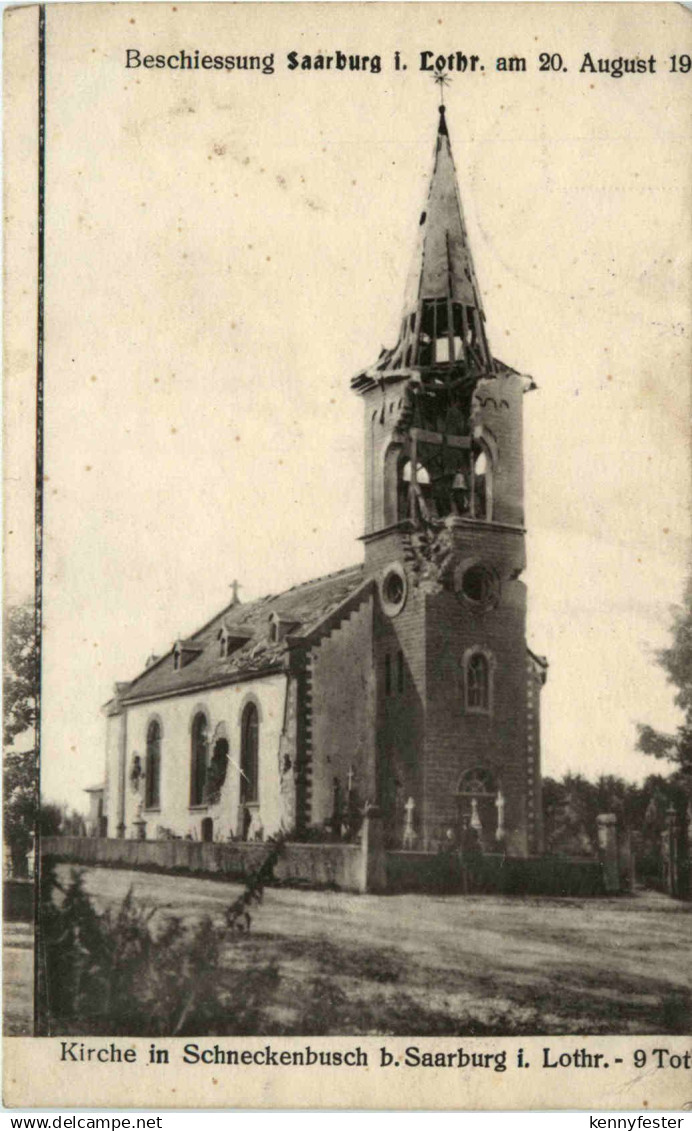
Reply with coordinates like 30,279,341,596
36,858,281,1036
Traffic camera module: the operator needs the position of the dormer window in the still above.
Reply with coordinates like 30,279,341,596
217,622,252,660
268,612,300,645
173,639,202,671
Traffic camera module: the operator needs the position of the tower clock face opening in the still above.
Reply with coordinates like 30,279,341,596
460,565,499,609
384,572,404,605
380,563,408,617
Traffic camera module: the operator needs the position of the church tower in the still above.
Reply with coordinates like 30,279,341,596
352,105,546,856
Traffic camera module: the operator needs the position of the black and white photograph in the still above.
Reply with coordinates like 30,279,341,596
2,1,691,1111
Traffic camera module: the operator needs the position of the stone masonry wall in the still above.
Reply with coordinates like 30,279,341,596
423,578,530,855
308,591,377,827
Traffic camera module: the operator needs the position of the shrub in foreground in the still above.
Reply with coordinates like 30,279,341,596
37,839,285,1036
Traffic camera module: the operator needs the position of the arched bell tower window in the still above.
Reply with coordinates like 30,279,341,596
463,648,493,714
402,460,431,486
190,712,209,807
240,702,259,804
452,470,470,516
399,458,433,521
144,720,161,809
471,444,493,520
398,445,492,524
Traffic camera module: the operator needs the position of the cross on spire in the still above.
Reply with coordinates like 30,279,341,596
229,580,242,606
433,67,451,110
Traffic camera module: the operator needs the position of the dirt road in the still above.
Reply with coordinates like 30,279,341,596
54,865,690,1035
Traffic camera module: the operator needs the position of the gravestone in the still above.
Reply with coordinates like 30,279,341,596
597,813,619,894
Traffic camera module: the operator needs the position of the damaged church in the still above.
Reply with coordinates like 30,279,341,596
100,104,547,856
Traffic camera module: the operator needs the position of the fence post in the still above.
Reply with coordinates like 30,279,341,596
663,806,680,898
358,806,387,893
597,813,619,894
685,802,692,900
618,828,635,892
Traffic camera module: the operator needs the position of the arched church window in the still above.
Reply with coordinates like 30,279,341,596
240,703,259,804
190,712,208,807
466,651,490,712
457,767,496,797
206,737,229,805
456,767,500,850
144,720,161,809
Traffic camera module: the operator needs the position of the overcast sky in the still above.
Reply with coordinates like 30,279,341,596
5,4,690,810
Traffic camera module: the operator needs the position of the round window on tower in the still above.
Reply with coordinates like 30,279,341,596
380,562,408,618
458,564,500,610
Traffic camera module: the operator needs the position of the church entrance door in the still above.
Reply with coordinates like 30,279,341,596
455,768,498,852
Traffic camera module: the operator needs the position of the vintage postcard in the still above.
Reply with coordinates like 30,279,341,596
3,0,691,1111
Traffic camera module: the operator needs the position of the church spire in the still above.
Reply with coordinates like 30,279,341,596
353,101,494,389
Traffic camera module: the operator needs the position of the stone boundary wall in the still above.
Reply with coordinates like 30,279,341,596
40,836,362,891
386,850,606,896
42,835,609,896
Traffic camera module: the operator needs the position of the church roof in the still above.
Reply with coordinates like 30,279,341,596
117,564,366,705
